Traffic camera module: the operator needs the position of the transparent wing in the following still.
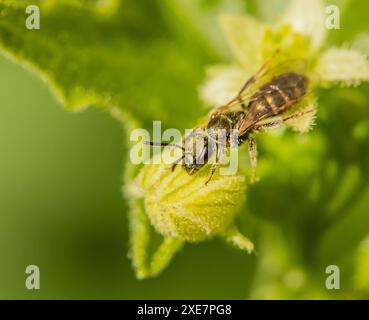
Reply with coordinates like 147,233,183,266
215,58,310,113
235,59,318,136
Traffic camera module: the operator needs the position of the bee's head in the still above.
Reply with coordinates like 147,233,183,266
182,132,213,175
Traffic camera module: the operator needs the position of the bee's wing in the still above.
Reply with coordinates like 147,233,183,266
239,59,310,103
213,58,310,114
234,59,317,136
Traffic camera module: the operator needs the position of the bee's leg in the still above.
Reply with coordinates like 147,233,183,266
253,106,316,133
171,155,185,172
171,150,195,171
253,117,284,132
205,164,218,186
247,136,258,184
171,130,197,171
283,107,316,121
282,107,317,133
204,145,223,186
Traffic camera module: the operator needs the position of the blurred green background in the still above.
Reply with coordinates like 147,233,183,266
0,55,256,299
0,0,369,299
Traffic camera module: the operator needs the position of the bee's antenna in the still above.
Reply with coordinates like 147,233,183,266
143,141,185,151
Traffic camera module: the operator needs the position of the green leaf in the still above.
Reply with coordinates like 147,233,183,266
0,0,215,129
162,0,248,60
0,0,223,279
126,191,184,279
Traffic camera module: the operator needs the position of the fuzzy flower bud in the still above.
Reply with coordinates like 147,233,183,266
131,161,246,242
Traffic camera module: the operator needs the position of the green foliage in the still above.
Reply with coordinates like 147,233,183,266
1,0,369,298
0,0,215,129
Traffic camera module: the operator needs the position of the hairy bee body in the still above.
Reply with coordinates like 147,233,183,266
145,52,314,184
237,72,308,135
181,71,310,181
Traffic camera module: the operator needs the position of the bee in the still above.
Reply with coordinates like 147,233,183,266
146,53,316,184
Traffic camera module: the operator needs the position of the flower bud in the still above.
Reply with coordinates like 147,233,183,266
131,161,246,242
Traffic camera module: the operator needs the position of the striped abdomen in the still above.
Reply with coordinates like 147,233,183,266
239,72,308,132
